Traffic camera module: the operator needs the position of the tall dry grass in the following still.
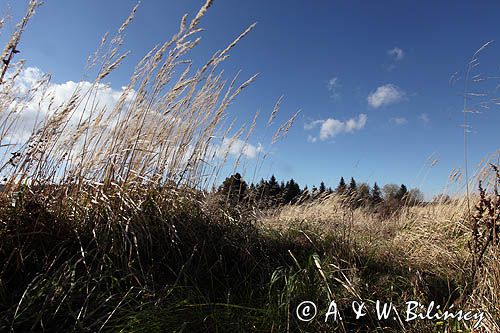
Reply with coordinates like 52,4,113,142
0,1,303,331
263,157,499,332
0,1,498,332
0,0,295,195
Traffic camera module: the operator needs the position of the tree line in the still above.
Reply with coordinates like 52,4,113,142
216,173,426,211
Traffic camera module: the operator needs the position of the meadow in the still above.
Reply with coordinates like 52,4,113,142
0,1,498,332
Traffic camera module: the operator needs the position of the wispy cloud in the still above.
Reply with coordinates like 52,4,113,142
390,117,408,125
326,76,341,98
418,113,430,123
387,47,404,61
367,84,406,108
307,135,317,143
304,119,324,130
305,113,367,142
218,138,264,159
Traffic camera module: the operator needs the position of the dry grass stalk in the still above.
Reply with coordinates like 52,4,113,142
0,0,277,195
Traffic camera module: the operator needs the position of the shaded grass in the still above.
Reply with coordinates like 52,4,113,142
0,185,472,332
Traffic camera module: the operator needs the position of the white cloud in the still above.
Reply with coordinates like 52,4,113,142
419,113,430,123
305,114,367,142
390,117,408,125
388,47,404,61
218,138,263,159
320,118,344,140
367,84,406,108
326,76,341,98
304,119,324,130
344,114,367,132
5,67,265,170
4,66,135,144
307,135,317,143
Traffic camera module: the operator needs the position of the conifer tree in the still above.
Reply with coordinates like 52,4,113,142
348,177,357,193
336,177,346,194
265,175,281,206
256,178,269,201
268,175,281,197
283,179,301,204
218,173,248,204
278,181,286,204
371,182,383,205
319,181,326,193
396,184,408,201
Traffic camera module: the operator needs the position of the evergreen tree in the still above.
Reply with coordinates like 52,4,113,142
218,173,248,204
345,177,358,207
283,179,301,204
319,181,326,193
302,185,309,195
268,175,281,197
336,177,346,194
395,184,408,201
247,182,256,202
371,182,383,205
265,175,281,206
255,178,269,201
348,177,357,193
292,180,301,200
278,181,286,204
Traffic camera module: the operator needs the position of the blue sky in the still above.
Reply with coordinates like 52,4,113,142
3,0,500,197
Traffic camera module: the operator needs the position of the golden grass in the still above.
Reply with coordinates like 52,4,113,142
0,1,498,332
262,182,499,331
0,0,298,195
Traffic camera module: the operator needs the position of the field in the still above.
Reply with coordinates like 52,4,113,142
0,1,499,332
